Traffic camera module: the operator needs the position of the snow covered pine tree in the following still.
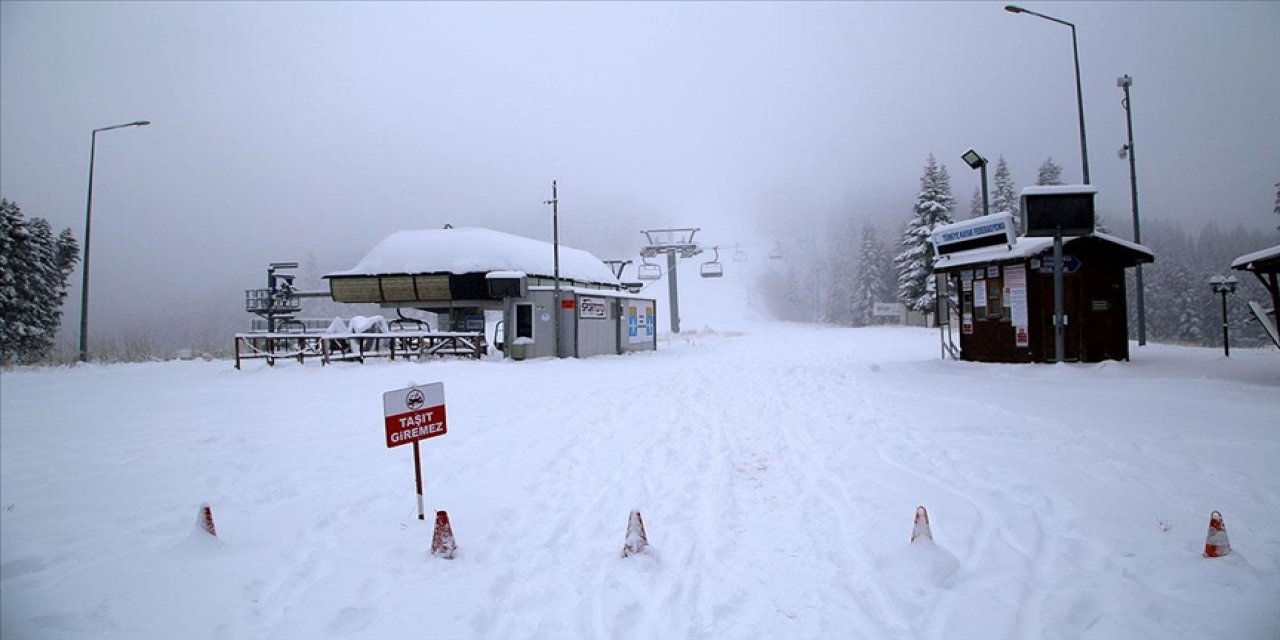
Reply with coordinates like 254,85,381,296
851,222,892,326
894,154,955,316
1036,157,1065,186
990,155,1019,219
0,199,79,365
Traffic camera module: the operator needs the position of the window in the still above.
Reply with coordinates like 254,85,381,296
515,304,533,339
985,279,1003,320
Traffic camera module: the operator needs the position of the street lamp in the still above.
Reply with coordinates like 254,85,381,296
961,149,990,217
1209,276,1238,357
1117,74,1146,346
79,119,151,363
1005,4,1091,185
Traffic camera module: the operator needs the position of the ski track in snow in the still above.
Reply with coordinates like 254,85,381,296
2,324,1278,639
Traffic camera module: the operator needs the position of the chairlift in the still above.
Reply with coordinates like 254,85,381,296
638,256,662,280
769,242,784,260
733,243,748,263
700,246,724,278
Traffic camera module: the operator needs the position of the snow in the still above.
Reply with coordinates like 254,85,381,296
324,227,620,285
1019,185,1100,197
1231,244,1280,271
2,324,1278,639
934,232,1153,272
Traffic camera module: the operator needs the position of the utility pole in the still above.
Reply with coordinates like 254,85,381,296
1118,74,1146,346
544,181,562,358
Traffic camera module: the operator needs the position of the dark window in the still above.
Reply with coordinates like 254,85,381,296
515,304,533,339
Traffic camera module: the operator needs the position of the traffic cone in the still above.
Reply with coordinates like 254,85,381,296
1203,511,1230,558
622,510,648,557
198,503,217,538
431,510,456,559
911,506,932,543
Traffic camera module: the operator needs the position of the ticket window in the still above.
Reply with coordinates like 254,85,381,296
985,278,1004,320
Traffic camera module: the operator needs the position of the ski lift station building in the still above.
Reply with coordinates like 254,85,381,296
323,227,657,359
930,196,1154,363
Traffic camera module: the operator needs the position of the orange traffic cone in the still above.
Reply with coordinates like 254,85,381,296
431,510,456,559
1203,511,1230,558
198,503,217,537
911,506,932,543
622,510,648,557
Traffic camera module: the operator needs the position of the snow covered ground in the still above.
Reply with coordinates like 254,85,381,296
2,323,1278,640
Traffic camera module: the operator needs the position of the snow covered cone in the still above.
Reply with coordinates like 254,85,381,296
622,510,648,557
197,503,217,537
432,510,456,559
911,506,932,543
1203,511,1230,558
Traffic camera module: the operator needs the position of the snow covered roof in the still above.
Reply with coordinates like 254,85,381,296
325,227,620,285
1230,244,1280,272
1019,184,1099,197
934,231,1153,271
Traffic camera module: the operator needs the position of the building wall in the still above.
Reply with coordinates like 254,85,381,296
505,290,657,358
574,293,617,357
952,243,1135,363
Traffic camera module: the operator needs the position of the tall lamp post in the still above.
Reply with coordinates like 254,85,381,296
1209,276,1238,357
1118,74,1146,346
961,149,990,217
79,119,151,363
1005,5,1090,185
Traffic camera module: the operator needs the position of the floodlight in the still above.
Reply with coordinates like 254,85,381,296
961,149,987,169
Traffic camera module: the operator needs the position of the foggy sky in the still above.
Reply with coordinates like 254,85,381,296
2,1,1278,343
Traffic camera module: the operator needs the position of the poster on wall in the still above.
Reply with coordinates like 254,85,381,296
626,302,655,344
1005,265,1029,346
579,296,607,319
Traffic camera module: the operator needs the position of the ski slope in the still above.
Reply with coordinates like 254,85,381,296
2,324,1278,639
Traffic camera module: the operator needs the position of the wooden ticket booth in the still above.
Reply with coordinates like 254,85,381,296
931,189,1154,363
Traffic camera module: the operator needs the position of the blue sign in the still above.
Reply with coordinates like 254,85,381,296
1038,255,1082,274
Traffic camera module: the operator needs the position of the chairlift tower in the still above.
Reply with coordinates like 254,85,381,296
641,228,702,333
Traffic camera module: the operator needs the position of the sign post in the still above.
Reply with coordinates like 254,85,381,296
383,382,447,520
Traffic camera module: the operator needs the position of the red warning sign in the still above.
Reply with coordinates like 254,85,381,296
383,383,447,448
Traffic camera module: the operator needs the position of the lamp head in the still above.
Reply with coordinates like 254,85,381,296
1209,275,1239,293
1004,5,1025,13
134,120,152,126
961,149,987,170
1117,75,1132,89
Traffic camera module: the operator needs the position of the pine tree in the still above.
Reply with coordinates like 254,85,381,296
1273,179,1279,232
1036,157,1065,186
991,155,1019,218
822,219,858,326
1094,210,1112,235
851,222,891,326
0,199,80,365
895,154,954,314
969,187,983,219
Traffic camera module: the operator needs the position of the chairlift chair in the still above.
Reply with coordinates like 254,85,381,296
733,243,748,263
638,256,662,280
700,246,724,278
769,242,784,260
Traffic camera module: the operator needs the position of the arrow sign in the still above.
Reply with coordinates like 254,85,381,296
1039,254,1082,274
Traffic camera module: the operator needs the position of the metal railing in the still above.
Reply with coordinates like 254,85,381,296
234,331,486,369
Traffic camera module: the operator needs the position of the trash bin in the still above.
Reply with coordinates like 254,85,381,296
511,337,533,361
